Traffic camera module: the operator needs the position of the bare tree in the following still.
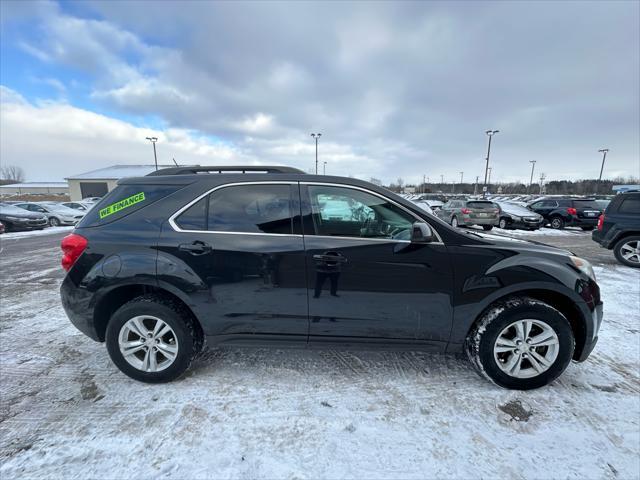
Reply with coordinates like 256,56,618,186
0,165,25,182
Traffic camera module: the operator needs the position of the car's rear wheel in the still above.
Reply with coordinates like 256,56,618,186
614,236,640,268
482,225,493,231
451,216,459,228
106,294,203,383
550,216,565,229
49,217,60,227
499,218,508,229
465,297,574,389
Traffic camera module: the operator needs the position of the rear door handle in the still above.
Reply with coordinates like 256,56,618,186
178,241,212,255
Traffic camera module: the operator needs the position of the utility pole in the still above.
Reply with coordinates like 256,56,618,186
145,137,158,171
422,174,426,194
310,133,322,174
440,174,444,185
539,173,546,195
528,160,536,192
597,148,609,195
483,130,499,196
460,171,464,184
474,175,479,195
323,161,327,175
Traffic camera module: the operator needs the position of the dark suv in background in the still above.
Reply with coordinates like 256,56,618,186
60,166,603,390
527,198,602,230
592,191,640,268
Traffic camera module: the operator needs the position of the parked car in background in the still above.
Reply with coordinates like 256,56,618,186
496,202,544,230
61,201,95,212
0,203,48,231
82,197,102,203
437,199,499,230
15,202,84,227
411,200,434,215
527,198,602,230
592,191,640,268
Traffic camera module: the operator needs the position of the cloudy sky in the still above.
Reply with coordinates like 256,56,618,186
1,0,638,185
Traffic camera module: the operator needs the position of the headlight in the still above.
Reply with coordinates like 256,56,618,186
509,214,522,221
570,256,596,281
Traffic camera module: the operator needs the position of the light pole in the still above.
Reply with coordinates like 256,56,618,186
529,160,537,192
474,175,479,195
487,167,493,186
459,171,464,184
440,174,444,185
145,137,158,171
597,148,609,194
323,161,327,175
310,133,322,174
483,130,499,196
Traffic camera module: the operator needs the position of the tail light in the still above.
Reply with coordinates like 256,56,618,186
597,214,605,231
61,233,88,271
461,208,471,214
567,207,577,215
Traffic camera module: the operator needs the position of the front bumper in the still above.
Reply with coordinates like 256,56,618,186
575,301,603,362
507,218,544,230
5,218,48,230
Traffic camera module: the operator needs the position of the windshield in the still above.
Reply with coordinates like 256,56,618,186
0,204,36,215
573,200,600,209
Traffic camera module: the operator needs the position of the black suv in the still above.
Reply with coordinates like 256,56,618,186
60,166,603,390
592,191,640,268
527,197,603,230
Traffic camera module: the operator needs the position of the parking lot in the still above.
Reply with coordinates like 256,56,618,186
1,227,638,479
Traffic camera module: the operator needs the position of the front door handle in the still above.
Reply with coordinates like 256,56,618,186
178,241,212,255
313,253,348,263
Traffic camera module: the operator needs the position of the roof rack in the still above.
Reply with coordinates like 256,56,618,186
146,165,305,176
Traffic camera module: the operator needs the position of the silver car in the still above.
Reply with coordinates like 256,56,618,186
437,199,499,230
15,202,84,227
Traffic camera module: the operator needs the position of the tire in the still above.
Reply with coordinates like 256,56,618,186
465,297,574,390
451,216,459,228
550,216,564,230
499,218,508,229
49,217,60,227
482,225,493,231
613,236,640,268
581,226,594,231
105,294,204,383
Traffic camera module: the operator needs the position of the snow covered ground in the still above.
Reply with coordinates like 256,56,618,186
0,231,638,479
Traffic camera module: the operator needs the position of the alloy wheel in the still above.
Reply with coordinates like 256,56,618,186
50,217,60,227
620,240,640,264
499,219,507,229
118,315,179,372
493,319,559,378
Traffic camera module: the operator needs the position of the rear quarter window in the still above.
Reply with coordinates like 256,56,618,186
78,184,181,227
618,197,640,214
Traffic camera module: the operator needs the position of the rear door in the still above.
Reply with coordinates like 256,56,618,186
300,183,453,346
157,182,309,342
530,199,557,219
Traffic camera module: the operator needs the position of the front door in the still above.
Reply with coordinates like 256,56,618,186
157,182,309,343
300,184,453,346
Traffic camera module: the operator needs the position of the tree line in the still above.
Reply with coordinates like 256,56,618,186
388,176,639,196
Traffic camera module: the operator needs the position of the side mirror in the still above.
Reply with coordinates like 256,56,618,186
411,222,434,243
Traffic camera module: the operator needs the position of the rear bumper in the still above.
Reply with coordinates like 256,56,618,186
60,275,101,341
461,216,498,226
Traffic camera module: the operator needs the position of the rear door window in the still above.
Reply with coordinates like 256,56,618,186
207,184,293,234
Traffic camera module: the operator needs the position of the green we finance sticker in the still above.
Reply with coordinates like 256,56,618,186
99,192,146,219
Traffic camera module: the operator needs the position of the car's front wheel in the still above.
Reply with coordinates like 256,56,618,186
614,236,640,268
465,297,574,389
451,216,459,228
49,217,60,227
499,218,508,229
106,295,203,383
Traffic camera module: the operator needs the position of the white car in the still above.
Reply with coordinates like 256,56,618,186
15,202,85,227
61,201,95,212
